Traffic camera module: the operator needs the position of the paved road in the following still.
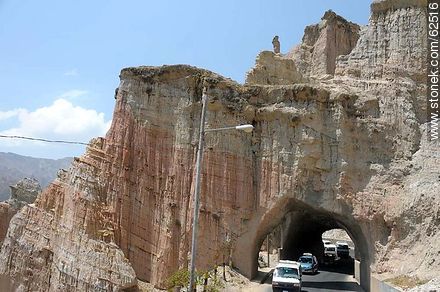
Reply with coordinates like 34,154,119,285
247,259,363,292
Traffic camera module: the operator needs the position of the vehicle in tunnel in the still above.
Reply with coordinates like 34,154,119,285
336,241,350,259
298,253,318,274
323,244,339,264
240,197,372,291
272,260,302,292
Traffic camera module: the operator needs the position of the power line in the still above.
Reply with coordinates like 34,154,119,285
0,134,89,145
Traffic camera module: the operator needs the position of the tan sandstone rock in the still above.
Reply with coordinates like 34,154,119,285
0,1,437,291
0,178,41,243
287,10,361,80
0,144,138,291
246,51,304,85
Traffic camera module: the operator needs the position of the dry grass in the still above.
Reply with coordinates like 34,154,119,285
386,275,429,289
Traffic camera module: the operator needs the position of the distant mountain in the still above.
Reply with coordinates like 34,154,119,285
0,152,72,201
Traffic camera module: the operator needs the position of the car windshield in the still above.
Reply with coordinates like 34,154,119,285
338,245,349,249
274,267,299,279
299,257,312,264
326,247,335,251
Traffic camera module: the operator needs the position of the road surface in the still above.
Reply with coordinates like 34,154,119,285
244,259,363,292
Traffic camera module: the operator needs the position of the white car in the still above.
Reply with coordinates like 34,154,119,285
324,244,340,263
322,239,332,246
272,260,302,292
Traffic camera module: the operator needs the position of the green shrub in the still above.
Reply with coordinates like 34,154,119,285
166,269,190,291
198,269,224,292
165,267,225,292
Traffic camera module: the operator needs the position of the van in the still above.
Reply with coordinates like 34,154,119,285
272,260,302,292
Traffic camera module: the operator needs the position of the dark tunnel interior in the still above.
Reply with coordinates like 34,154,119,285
254,198,371,291
280,210,347,262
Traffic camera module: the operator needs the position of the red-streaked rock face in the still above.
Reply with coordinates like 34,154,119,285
0,1,437,291
0,145,138,291
0,202,14,243
103,66,256,284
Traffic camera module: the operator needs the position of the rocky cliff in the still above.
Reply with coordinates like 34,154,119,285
0,152,72,202
336,0,427,82
288,10,361,79
246,10,361,84
0,143,138,291
0,0,437,291
0,178,41,244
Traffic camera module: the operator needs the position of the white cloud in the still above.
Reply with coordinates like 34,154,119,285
64,69,79,76
0,98,111,144
58,89,88,100
0,108,26,121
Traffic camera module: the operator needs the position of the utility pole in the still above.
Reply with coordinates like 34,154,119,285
187,85,253,292
279,223,284,261
280,226,284,249
267,234,270,267
188,90,208,292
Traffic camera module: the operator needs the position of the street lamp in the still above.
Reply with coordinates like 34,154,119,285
188,90,254,292
205,124,254,133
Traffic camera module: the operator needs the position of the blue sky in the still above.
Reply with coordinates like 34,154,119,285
0,0,371,159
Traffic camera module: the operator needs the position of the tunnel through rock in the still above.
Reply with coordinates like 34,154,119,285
249,198,371,290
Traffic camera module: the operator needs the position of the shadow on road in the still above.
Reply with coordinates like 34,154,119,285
319,258,354,275
252,269,274,284
302,281,363,291
260,269,274,284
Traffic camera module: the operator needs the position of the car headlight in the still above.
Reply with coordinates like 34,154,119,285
293,283,300,287
272,282,279,286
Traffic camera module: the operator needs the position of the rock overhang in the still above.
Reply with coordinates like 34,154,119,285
117,65,353,140
120,64,335,107
371,0,428,13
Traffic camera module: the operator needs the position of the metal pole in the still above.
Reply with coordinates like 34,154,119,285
189,92,208,292
280,223,284,261
267,234,270,267
280,223,284,249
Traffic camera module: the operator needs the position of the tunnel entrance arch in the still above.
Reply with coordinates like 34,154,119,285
233,196,371,291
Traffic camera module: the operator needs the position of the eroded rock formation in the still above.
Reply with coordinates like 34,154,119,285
0,178,41,243
0,0,437,291
336,0,427,82
246,10,361,84
246,51,304,85
0,146,137,291
288,10,361,79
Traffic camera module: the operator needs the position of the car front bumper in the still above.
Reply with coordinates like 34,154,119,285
272,282,301,292
324,254,337,260
338,251,350,257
